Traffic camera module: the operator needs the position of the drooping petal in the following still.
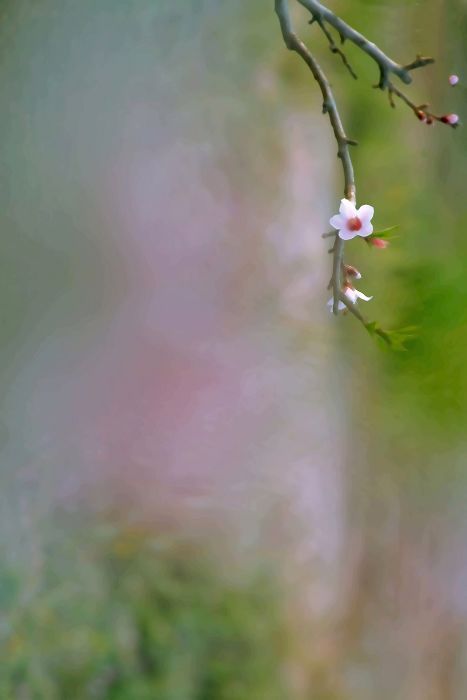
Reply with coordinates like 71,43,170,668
338,227,358,241
344,287,358,304
357,204,374,224
329,214,344,230
354,290,373,302
358,222,373,238
339,198,357,219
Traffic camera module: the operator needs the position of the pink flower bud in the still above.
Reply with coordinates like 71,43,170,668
449,74,459,86
371,237,389,249
416,110,427,122
344,264,361,280
441,113,460,126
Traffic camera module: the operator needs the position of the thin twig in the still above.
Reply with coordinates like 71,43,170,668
403,55,435,72
297,0,442,125
311,16,357,80
385,80,457,127
275,0,355,315
338,294,392,346
296,0,418,87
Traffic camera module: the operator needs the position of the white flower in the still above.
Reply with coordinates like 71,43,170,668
327,298,347,312
344,286,373,304
329,198,374,241
327,285,373,312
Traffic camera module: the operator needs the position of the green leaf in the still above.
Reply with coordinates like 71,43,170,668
369,224,399,240
364,321,418,350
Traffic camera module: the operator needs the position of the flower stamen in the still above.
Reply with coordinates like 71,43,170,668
348,216,362,231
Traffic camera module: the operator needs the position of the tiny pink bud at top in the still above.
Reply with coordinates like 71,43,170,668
371,237,389,249
449,74,459,86
416,110,426,122
441,113,459,125
446,113,460,125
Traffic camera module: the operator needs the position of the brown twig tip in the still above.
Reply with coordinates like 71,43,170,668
403,55,435,72
382,80,459,128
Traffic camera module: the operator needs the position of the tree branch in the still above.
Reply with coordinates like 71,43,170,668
337,293,391,346
275,0,452,346
296,0,428,88
311,15,357,80
384,81,459,127
275,0,355,314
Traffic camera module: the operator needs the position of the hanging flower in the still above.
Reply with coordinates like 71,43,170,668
449,74,459,86
343,285,373,304
327,284,373,312
329,198,374,240
327,298,347,313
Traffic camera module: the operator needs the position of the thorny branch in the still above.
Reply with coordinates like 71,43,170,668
275,0,453,342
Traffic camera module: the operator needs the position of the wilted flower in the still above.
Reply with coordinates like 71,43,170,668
327,284,373,312
329,198,374,240
327,297,347,313
343,285,373,304
344,263,362,279
449,74,459,86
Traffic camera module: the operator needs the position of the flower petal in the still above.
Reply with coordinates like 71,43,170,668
344,287,358,304
338,227,358,241
327,298,346,312
329,214,344,230
355,290,373,302
357,204,374,224
339,198,356,219
358,222,373,238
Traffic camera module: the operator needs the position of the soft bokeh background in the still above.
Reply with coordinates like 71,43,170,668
1,0,467,697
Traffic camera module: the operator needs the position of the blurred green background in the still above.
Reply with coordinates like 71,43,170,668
1,0,467,698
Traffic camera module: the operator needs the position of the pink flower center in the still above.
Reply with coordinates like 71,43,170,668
348,216,362,232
